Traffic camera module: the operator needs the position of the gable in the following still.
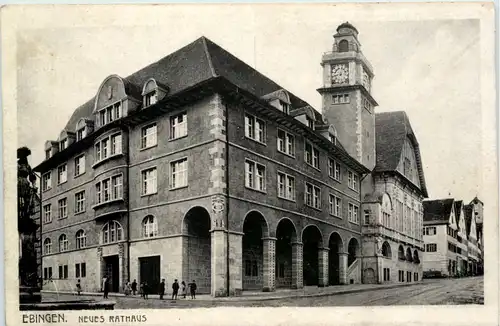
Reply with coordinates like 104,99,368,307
470,208,478,240
458,207,466,234
448,205,457,229
396,138,421,188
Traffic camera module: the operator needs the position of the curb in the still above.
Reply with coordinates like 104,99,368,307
42,282,423,303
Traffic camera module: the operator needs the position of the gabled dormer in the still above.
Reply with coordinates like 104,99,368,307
93,75,142,129
290,105,316,130
142,78,170,108
261,89,292,115
58,130,76,152
75,118,95,141
44,140,58,160
316,123,339,146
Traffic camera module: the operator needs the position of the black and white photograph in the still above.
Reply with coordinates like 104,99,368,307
3,3,497,325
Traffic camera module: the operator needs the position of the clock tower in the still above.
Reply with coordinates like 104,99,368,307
318,22,377,171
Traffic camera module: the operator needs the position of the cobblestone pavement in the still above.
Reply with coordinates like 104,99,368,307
42,277,483,309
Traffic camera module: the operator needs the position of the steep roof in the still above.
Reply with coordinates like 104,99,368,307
464,204,473,236
454,200,463,228
423,198,454,224
63,36,316,132
374,111,428,197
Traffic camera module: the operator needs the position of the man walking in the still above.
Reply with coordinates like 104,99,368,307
171,279,179,300
159,279,165,300
131,279,137,295
103,276,110,299
190,280,197,299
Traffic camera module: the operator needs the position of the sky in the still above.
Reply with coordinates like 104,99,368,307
16,6,484,202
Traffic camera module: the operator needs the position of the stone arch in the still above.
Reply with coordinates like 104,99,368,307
382,241,392,259
181,204,211,234
398,245,405,260
328,232,344,285
406,247,413,262
413,249,420,264
183,206,211,294
339,39,349,52
347,237,360,266
302,224,323,286
242,211,269,290
275,217,298,288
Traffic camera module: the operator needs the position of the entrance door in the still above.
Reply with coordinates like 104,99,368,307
104,255,120,292
139,256,161,290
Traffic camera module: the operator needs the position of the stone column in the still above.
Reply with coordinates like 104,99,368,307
228,232,243,295
97,247,104,292
118,242,128,292
318,248,329,287
180,235,190,284
211,195,228,297
292,242,303,289
339,252,348,285
262,237,277,292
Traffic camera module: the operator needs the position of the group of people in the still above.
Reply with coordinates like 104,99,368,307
95,276,198,300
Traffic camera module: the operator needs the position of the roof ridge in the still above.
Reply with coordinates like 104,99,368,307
200,36,218,78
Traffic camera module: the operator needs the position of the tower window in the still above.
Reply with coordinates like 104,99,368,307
332,94,350,104
338,40,349,52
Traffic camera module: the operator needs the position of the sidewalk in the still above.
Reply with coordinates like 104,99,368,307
43,281,422,303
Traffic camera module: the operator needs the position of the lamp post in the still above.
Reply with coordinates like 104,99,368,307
18,146,41,304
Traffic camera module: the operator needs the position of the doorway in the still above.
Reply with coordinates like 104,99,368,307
139,256,161,289
103,255,119,292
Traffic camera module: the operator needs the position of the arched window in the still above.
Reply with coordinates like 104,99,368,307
44,238,52,254
76,230,87,249
58,234,68,252
339,40,349,52
398,245,405,260
382,193,392,228
382,241,392,259
102,220,123,244
406,248,413,262
142,215,158,238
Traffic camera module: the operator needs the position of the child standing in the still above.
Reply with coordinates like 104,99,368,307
76,279,82,296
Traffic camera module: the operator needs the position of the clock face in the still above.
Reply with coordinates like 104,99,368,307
331,64,349,85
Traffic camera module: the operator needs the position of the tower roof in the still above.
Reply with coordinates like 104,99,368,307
336,22,359,35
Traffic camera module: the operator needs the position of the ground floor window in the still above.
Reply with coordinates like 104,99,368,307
245,259,259,277
75,262,86,278
398,270,405,282
43,267,53,280
383,268,390,281
414,272,418,281
407,271,412,282
58,265,68,279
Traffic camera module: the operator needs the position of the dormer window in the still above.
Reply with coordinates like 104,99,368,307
76,128,85,141
306,116,314,130
59,139,68,151
279,100,289,114
329,134,337,145
45,149,51,160
98,102,122,127
144,91,158,107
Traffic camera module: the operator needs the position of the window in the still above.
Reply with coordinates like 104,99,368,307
42,172,52,191
425,243,437,252
278,100,290,114
141,167,157,195
94,133,122,163
58,198,67,219
101,220,123,244
305,142,319,168
328,159,341,181
305,183,321,209
58,265,68,279
332,94,350,104
59,139,68,151
44,238,52,254
76,230,86,249
95,174,123,204
363,98,372,112
407,272,412,283
348,171,359,191
98,102,122,127
414,273,418,282
338,39,349,52
348,203,359,224
245,160,266,192
277,172,295,201
76,128,85,141
244,114,265,143
74,155,85,176
144,91,157,107
364,210,370,225
245,260,259,277
329,134,337,144
425,227,437,236
43,204,52,224
329,194,341,216
141,123,157,149
75,191,85,214
170,112,187,139
306,116,314,129
277,129,295,156
45,149,51,160
142,215,158,238
57,164,67,184
170,159,188,189
398,270,405,282
383,268,390,281
58,234,68,252
43,267,53,280
278,262,285,278
75,262,87,278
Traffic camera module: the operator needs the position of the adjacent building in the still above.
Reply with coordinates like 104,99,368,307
34,22,427,296
422,198,483,277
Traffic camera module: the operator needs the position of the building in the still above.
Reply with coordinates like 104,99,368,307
422,198,483,278
33,24,382,297
317,23,428,285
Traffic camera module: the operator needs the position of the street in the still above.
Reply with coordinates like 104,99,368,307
42,277,483,309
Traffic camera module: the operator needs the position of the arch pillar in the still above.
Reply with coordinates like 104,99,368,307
262,237,277,292
291,242,303,289
211,196,227,297
318,247,329,287
339,252,348,285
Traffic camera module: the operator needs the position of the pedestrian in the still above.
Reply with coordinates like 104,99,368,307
103,276,110,299
159,279,165,300
124,281,131,296
101,275,107,293
143,282,149,300
171,279,179,300
139,282,144,298
131,279,137,295
181,281,187,299
76,279,82,296
190,280,197,299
